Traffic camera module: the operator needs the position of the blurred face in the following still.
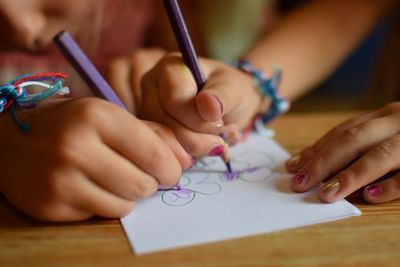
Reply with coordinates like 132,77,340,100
0,0,98,52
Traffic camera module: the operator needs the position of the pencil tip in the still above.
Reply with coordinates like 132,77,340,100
226,161,233,173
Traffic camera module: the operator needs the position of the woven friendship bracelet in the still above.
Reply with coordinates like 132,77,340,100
0,72,69,132
231,60,290,136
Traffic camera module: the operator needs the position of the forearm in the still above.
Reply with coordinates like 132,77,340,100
245,0,396,100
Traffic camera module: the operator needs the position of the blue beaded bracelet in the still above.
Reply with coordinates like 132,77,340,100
231,60,290,136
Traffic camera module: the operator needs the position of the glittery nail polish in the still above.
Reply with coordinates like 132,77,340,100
293,169,308,185
367,185,381,197
320,179,340,196
209,144,224,156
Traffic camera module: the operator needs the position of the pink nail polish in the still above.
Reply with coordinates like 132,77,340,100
293,169,308,185
189,156,196,168
213,95,224,115
209,144,224,156
182,154,196,170
367,185,381,197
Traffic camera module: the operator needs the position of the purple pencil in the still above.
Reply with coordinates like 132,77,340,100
163,0,205,90
163,0,232,173
54,31,126,109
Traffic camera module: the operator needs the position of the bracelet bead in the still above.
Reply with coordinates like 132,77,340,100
231,60,290,136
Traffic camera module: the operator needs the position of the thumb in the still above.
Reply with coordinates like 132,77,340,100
196,65,261,128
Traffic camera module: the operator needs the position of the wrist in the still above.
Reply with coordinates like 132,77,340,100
231,59,290,131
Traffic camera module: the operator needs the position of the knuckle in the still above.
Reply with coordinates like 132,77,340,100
313,153,329,168
159,53,186,76
53,136,82,165
330,124,345,135
302,146,316,159
375,139,398,159
108,56,127,70
392,134,400,147
338,169,359,187
149,147,170,166
129,51,145,64
130,48,165,64
71,97,118,129
184,140,203,156
130,51,154,66
156,53,180,73
147,47,166,57
73,98,109,125
342,125,367,142
161,52,181,63
153,125,175,140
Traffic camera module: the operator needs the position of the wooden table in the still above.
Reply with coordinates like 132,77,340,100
1,112,400,267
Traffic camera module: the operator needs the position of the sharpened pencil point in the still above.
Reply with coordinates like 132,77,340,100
226,161,233,173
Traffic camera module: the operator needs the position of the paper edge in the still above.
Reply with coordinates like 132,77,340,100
122,207,361,255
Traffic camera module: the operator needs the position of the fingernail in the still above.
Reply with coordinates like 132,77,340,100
213,95,224,115
287,154,301,167
209,144,225,156
212,121,224,135
158,185,171,190
320,179,340,196
189,156,196,168
183,154,196,170
224,131,242,145
367,185,381,197
292,169,308,185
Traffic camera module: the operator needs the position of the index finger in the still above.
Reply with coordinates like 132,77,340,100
286,108,384,173
319,134,400,202
84,99,183,187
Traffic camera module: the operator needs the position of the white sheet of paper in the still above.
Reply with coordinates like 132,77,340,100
121,134,361,254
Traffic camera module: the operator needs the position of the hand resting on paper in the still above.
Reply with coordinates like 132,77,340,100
286,102,400,204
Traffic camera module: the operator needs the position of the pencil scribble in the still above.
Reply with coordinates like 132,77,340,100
160,150,274,206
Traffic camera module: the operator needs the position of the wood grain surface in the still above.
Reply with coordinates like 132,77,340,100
1,112,399,267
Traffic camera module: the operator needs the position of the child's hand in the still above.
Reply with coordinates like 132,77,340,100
286,103,400,203
0,98,192,221
108,52,263,157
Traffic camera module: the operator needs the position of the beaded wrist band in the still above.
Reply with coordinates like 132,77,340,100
231,60,290,136
0,72,69,132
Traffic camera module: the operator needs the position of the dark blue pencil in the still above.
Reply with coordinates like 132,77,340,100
163,0,232,173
